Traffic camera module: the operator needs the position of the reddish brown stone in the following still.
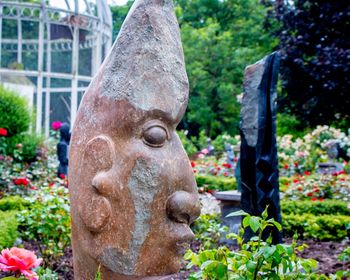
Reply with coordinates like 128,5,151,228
68,0,201,279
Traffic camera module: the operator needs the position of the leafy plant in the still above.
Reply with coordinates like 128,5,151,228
185,209,329,279
196,174,237,192
191,213,228,250
17,186,70,263
282,213,350,241
0,86,31,137
0,211,18,250
0,196,30,211
281,200,350,216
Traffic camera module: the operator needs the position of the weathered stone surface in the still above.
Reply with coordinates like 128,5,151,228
68,0,201,279
240,52,282,244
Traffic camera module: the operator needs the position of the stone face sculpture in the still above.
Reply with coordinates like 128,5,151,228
57,123,70,177
68,0,201,279
240,52,282,244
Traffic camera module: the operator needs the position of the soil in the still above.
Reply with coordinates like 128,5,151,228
1,239,348,279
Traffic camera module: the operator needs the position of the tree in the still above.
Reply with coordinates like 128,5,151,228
177,0,278,137
110,0,278,137
276,0,350,129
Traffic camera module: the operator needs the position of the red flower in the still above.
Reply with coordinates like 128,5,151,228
304,171,311,176
297,187,303,191
311,197,317,201
0,247,42,280
213,171,218,176
294,162,299,167
313,187,320,193
293,179,300,183
234,158,238,163
0,128,8,137
222,163,232,169
13,178,29,186
319,198,324,202
193,169,197,173
223,172,229,177
190,161,196,168
307,192,313,197
52,121,62,131
30,186,37,190
284,164,289,169
217,167,221,171
59,174,66,179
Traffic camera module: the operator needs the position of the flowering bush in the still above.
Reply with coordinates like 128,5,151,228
17,185,70,263
278,126,350,176
0,247,42,280
284,173,350,202
191,156,237,177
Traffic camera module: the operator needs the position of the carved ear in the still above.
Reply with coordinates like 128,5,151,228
78,135,116,233
83,135,115,171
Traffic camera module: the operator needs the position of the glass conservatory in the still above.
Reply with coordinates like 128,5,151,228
0,0,112,136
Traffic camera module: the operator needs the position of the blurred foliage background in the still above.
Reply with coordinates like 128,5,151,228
110,0,350,139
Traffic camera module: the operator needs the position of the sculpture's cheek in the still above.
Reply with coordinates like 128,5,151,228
79,196,111,233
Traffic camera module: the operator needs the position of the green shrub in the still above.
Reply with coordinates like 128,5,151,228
211,133,239,153
7,133,43,162
0,196,31,211
282,213,350,241
281,200,350,216
0,86,31,136
276,113,307,138
0,210,18,249
178,130,198,156
195,174,236,191
191,213,227,250
17,186,71,261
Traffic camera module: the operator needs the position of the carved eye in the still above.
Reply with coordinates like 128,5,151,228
143,125,168,147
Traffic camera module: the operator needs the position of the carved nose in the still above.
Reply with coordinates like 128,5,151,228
166,191,201,225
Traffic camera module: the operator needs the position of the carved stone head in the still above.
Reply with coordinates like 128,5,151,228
68,0,201,278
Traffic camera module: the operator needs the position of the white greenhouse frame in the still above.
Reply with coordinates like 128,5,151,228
0,0,112,136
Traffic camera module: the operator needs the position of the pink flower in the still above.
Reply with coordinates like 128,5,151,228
201,148,209,155
51,121,62,131
59,174,66,179
347,204,350,209
0,247,42,280
0,128,8,137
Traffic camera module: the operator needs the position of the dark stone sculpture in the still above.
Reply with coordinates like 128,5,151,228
240,52,282,244
68,0,201,279
57,123,70,177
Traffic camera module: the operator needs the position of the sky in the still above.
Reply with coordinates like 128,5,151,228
107,0,128,5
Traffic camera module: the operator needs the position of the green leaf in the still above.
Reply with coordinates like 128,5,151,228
226,210,248,217
262,206,269,219
246,260,257,273
249,216,261,233
1,277,19,280
263,246,276,259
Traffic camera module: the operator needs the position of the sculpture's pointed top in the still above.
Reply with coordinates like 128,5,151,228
98,0,188,117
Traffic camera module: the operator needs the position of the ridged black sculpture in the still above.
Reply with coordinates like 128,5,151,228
240,52,282,244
